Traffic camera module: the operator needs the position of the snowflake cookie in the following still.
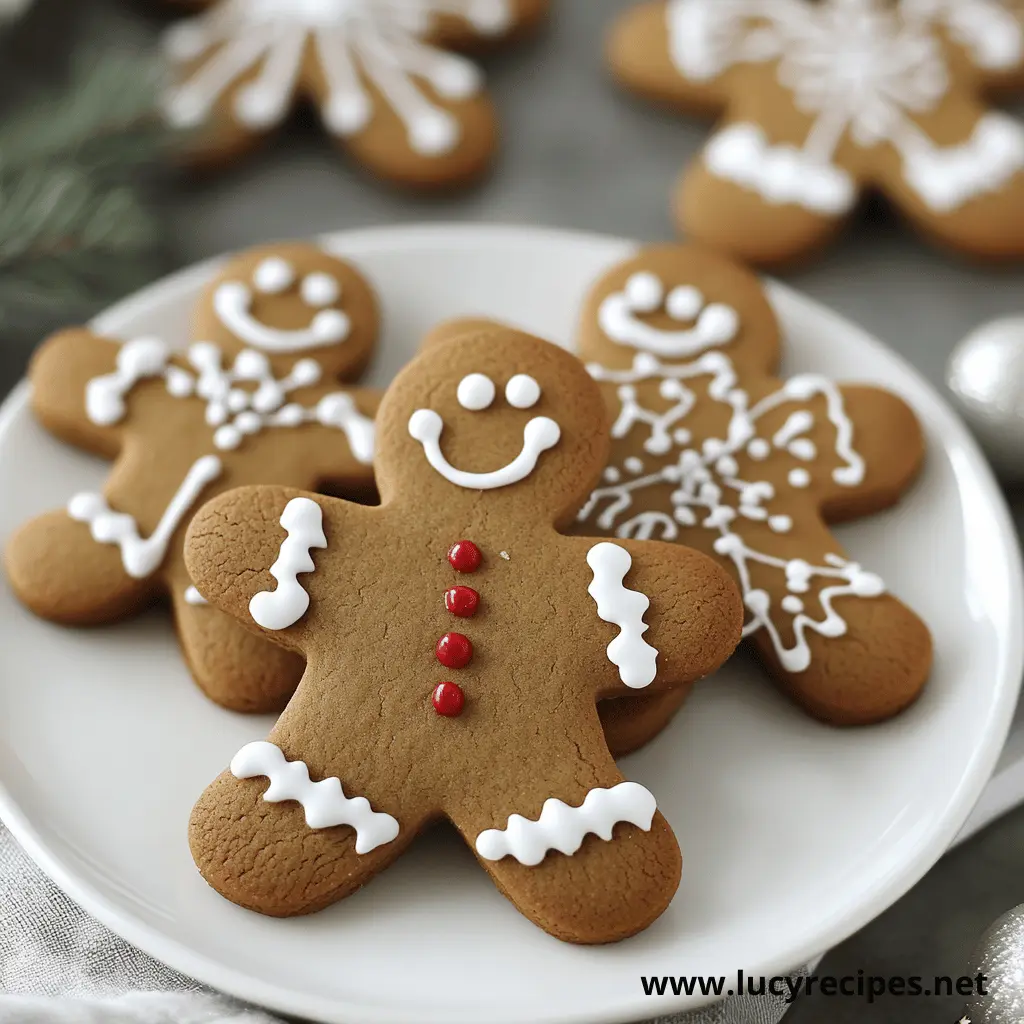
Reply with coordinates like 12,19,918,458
182,327,743,942
161,0,547,184
608,0,1024,263
571,244,933,726
5,243,381,713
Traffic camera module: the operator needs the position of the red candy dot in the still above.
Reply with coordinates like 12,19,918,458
445,586,479,618
432,681,465,717
448,540,481,573
436,632,472,669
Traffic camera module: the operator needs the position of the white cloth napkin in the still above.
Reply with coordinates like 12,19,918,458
0,737,1016,1024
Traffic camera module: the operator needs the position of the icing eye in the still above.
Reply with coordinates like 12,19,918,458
252,257,295,294
457,373,495,411
301,272,340,308
505,374,541,409
666,286,703,321
624,272,663,313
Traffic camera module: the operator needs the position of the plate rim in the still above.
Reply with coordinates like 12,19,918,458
0,221,1021,1024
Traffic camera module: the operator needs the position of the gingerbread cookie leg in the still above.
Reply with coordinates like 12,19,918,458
453,707,681,945
168,567,303,713
867,95,1024,259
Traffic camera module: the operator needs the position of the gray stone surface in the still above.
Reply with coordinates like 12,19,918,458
3,1,1024,1022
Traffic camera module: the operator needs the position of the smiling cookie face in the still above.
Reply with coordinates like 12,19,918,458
194,243,378,379
375,328,609,525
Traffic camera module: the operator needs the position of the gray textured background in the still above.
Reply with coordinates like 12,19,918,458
5,1,1024,1022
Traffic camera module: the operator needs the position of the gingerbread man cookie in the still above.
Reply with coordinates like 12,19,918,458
570,245,932,726
608,0,1024,264
5,243,380,713
183,327,743,943
161,0,547,185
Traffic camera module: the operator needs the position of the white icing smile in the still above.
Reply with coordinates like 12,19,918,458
599,271,739,357
213,256,350,353
407,373,561,490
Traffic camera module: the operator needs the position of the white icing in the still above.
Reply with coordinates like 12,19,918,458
231,740,399,853
213,258,350,353
475,782,657,866
83,333,375,464
162,0,512,156
599,271,740,357
68,455,222,579
669,0,1024,214
505,374,541,409
457,373,495,411
704,123,857,215
249,497,327,630
586,542,659,689
184,585,209,605
581,351,881,673
407,407,561,490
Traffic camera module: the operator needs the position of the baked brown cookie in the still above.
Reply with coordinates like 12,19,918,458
183,327,743,943
573,245,932,726
5,243,380,713
608,0,1024,264
161,0,547,185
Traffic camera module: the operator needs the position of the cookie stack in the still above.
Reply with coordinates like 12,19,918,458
3,240,933,943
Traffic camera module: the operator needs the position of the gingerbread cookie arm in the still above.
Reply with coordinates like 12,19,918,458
300,42,498,188
29,329,131,459
815,385,925,524
564,535,743,699
936,1,1024,92
449,704,681,944
184,485,348,653
865,90,1024,259
607,0,736,114
298,383,381,489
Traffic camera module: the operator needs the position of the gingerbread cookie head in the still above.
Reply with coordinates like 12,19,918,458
578,244,781,373
376,328,610,527
182,327,744,943
608,0,1024,264
161,0,547,186
5,242,381,714
573,246,932,725
195,243,377,381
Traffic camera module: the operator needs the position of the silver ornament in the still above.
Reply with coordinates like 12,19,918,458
947,317,1024,482
963,903,1024,1024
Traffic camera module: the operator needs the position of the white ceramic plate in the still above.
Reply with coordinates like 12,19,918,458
0,225,1020,1024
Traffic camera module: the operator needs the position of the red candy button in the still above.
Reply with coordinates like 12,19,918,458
432,681,465,717
448,540,481,573
436,632,472,669
445,585,479,618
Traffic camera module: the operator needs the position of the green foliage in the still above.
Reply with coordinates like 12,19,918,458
0,49,172,339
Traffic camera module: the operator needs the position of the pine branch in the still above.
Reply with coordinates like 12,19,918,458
0,47,172,339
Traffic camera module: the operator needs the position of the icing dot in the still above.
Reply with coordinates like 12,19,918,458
674,505,697,525
436,632,473,669
700,304,741,343
505,374,541,410
448,540,482,573
624,272,663,313
747,439,771,460
325,91,372,136
310,309,350,344
235,411,261,435
227,388,250,413
789,468,811,488
234,349,270,379
432,681,465,718
410,109,459,156
666,285,703,321
715,455,739,477
430,56,481,99
769,515,793,533
673,428,692,445
253,257,295,294
214,425,242,450
301,272,340,308
291,359,322,387
457,373,496,411
445,586,479,618
275,403,305,426
781,595,804,614
789,438,817,461
603,467,621,483
165,368,194,398
625,456,644,475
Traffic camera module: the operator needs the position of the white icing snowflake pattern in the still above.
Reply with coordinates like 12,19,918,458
578,349,884,674
162,0,513,156
668,0,1024,213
